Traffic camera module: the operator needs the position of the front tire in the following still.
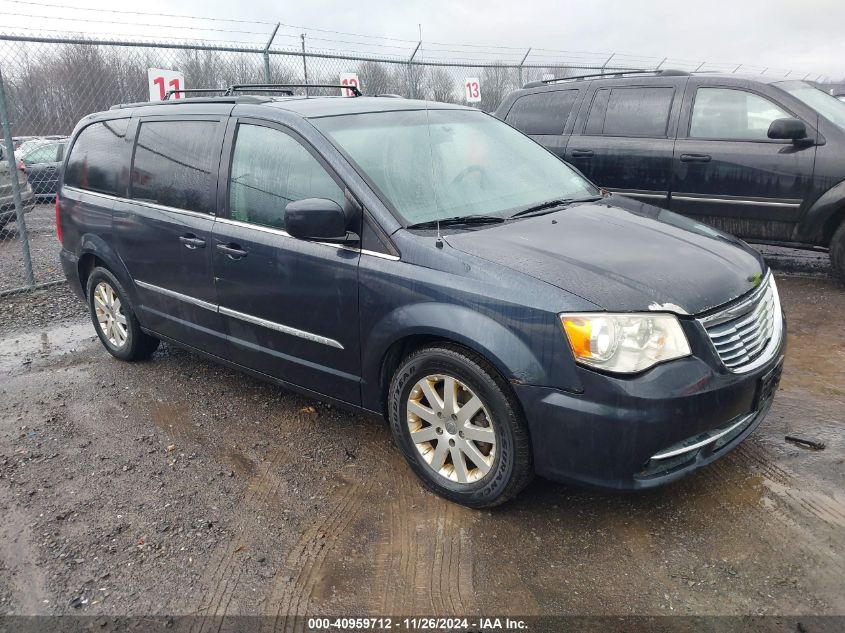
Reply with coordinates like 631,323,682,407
388,344,533,508
830,220,845,283
87,267,159,361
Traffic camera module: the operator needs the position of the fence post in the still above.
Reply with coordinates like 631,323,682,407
408,41,421,99
300,34,309,95
0,67,35,288
518,48,531,87
263,23,279,83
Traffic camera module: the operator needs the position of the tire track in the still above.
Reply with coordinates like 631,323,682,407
263,477,372,633
190,445,289,633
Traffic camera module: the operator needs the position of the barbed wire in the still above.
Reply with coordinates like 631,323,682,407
0,0,836,80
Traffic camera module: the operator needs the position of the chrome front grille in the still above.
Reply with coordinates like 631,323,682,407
700,275,782,372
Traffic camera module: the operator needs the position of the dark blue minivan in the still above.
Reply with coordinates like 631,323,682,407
57,87,785,507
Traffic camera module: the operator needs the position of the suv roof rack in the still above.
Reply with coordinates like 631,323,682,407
522,68,690,89
163,83,362,100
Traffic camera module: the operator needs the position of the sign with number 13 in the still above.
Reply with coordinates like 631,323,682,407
464,78,481,103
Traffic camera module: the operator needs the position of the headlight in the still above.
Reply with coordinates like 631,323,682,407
560,312,691,373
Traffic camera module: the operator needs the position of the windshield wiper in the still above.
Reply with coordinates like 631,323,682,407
406,215,505,230
508,195,604,219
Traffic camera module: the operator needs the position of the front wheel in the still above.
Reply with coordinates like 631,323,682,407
87,267,159,361
387,344,533,508
830,220,845,283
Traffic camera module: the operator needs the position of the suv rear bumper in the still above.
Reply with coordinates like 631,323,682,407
60,248,84,299
513,335,785,490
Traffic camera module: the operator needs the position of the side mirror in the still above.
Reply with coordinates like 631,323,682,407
284,198,358,243
768,118,808,141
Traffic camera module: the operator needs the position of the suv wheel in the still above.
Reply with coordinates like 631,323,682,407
830,220,845,283
87,267,159,361
388,344,533,508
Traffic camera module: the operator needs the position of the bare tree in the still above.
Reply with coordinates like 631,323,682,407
480,64,518,112
429,67,458,103
356,60,395,95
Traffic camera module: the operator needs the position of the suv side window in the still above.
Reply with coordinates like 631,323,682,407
505,90,579,135
229,123,344,230
584,87,674,137
131,120,218,214
64,119,129,195
690,88,791,141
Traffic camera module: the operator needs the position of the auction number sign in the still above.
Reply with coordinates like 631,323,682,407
464,77,481,103
148,68,185,101
339,73,360,97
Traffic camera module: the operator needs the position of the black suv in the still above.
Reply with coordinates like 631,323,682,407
496,70,845,278
57,85,784,507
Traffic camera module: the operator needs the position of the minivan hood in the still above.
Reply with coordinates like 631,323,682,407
444,198,766,315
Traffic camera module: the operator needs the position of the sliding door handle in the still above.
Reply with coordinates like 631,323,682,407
680,153,712,163
179,234,206,249
570,149,594,158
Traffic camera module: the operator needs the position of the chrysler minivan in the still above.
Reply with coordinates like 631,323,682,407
57,86,785,507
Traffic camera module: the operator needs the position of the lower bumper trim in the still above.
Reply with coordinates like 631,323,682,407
650,412,755,460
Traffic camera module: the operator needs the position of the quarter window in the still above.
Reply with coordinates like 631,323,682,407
131,120,219,214
229,124,344,230
64,119,129,195
505,90,579,135
690,88,791,140
585,87,674,137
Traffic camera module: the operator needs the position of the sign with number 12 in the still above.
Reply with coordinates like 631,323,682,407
464,78,481,103
148,68,185,101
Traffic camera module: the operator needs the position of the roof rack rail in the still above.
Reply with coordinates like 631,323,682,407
522,68,689,89
161,83,363,101
225,83,362,97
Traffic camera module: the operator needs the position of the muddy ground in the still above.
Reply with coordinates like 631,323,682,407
0,254,843,623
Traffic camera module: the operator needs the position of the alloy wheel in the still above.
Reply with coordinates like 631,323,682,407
93,281,128,348
406,374,496,484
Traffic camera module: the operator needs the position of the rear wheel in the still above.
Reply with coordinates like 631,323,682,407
831,220,845,283
388,344,533,508
87,267,159,361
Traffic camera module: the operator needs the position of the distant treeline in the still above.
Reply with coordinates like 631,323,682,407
1,41,582,135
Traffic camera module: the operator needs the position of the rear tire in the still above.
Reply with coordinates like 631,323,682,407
387,343,533,508
831,220,845,283
87,267,159,361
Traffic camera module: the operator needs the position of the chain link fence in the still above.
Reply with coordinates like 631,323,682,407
0,32,828,294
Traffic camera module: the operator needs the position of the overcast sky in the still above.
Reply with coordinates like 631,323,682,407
2,0,843,81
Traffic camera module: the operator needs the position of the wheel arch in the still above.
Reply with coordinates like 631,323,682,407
798,180,845,245
362,302,553,416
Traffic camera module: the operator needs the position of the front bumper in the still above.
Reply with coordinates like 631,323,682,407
514,333,785,490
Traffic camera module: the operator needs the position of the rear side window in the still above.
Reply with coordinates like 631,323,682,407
505,90,579,135
131,120,218,214
65,119,129,195
690,88,791,140
229,124,344,230
23,143,59,165
584,87,674,137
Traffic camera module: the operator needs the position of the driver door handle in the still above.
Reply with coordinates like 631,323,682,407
570,149,594,158
216,243,248,259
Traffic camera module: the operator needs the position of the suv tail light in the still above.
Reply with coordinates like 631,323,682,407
55,196,63,244
16,159,25,173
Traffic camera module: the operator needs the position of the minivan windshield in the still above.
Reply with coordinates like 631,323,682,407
314,108,597,225
777,81,845,131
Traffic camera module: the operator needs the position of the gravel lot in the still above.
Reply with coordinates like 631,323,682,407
0,214,843,626
0,202,64,293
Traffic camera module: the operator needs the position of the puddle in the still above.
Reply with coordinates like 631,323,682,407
0,318,96,374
